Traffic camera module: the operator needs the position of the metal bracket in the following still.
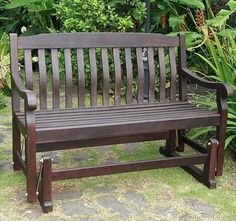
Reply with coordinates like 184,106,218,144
36,157,44,195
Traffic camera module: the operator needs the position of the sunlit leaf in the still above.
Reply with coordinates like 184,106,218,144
227,0,236,11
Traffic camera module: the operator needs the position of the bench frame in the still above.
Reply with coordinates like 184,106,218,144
38,140,218,213
10,32,233,213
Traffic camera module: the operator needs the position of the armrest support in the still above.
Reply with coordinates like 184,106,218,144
12,74,37,111
181,68,234,99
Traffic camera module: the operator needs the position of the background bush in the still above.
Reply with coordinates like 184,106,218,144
0,0,235,153
56,0,146,32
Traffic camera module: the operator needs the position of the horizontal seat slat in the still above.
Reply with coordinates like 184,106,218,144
33,111,215,125
16,104,202,120
35,113,219,129
36,110,217,125
17,109,217,126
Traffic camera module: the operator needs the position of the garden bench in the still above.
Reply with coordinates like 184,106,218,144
10,32,233,213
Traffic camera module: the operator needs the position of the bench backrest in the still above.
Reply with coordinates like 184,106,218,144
10,32,187,110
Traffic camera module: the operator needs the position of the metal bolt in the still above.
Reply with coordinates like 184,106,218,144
40,158,44,164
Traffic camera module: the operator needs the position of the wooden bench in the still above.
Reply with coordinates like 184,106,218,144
10,32,233,213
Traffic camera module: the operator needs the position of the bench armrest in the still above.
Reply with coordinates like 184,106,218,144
182,68,234,99
12,74,37,111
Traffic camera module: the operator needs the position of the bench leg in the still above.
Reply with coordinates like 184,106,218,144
12,117,22,171
160,138,217,189
25,134,37,203
160,130,176,155
203,139,218,189
177,129,185,152
165,130,176,153
181,139,217,189
215,125,226,176
38,156,53,213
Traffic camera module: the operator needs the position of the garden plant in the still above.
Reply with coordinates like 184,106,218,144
0,0,236,220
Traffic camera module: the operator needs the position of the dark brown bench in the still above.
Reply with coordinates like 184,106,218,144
10,32,233,213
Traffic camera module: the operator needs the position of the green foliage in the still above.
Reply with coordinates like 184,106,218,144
189,2,236,150
56,0,206,34
196,33,236,87
167,0,205,10
207,0,236,26
0,33,10,89
145,0,205,33
0,0,58,35
106,0,146,31
56,0,141,32
0,91,6,109
0,0,235,151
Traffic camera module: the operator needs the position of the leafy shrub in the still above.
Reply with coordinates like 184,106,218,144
197,32,236,150
0,32,10,90
56,0,143,32
0,0,58,35
188,1,236,151
0,91,6,109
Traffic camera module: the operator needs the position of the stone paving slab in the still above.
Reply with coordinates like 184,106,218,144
120,143,142,154
184,199,218,218
0,160,13,173
97,194,139,219
95,186,117,194
54,191,83,201
123,190,147,206
61,201,98,217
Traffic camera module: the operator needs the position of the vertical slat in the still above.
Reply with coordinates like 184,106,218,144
102,48,110,106
136,48,144,103
178,33,187,101
89,48,97,107
51,49,60,109
77,49,85,107
147,48,155,103
158,47,166,102
24,50,33,90
38,49,47,109
64,49,73,108
125,48,133,105
113,48,121,105
177,34,187,164
169,47,177,102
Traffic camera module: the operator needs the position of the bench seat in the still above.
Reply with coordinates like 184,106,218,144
15,102,220,145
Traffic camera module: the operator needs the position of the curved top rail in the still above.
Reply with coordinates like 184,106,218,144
16,32,180,49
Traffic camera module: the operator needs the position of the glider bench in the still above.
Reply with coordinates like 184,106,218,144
10,32,233,213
